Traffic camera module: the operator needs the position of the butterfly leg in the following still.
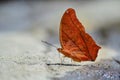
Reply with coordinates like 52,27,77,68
71,59,76,66
60,56,65,65
58,51,65,65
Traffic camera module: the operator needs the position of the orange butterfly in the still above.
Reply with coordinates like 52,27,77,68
57,8,101,62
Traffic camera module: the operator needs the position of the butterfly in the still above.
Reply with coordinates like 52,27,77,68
57,8,101,62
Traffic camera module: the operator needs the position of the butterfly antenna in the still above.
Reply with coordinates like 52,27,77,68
41,40,57,49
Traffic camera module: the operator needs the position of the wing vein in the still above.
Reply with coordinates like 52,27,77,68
62,29,82,51
68,13,93,60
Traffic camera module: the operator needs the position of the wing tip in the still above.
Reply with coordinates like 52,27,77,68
65,8,75,14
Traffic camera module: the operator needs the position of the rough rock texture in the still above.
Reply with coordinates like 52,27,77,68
0,32,120,80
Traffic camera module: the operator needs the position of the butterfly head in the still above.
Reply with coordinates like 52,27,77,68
57,48,63,53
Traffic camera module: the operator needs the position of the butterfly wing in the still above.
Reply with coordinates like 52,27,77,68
58,8,101,61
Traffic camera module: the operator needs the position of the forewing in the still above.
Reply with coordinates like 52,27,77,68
59,8,101,61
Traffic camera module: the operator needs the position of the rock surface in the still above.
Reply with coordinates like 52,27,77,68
0,32,120,80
